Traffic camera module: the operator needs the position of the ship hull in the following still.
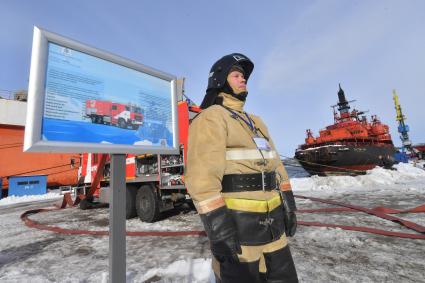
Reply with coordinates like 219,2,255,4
0,125,79,190
295,144,396,176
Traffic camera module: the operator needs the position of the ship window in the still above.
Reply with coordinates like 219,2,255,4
112,105,117,110
17,181,29,185
29,180,40,185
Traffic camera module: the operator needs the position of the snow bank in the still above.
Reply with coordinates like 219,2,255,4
139,258,212,283
96,258,213,283
0,192,62,207
291,162,425,193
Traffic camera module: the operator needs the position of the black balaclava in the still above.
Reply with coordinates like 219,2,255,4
200,53,254,109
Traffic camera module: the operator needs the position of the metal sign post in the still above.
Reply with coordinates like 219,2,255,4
24,27,181,283
109,154,126,282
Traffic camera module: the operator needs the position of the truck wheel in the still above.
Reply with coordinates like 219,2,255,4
126,185,137,219
135,185,161,222
79,196,95,210
118,118,126,128
79,198,89,210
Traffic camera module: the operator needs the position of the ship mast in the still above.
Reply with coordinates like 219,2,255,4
337,84,350,115
332,84,354,123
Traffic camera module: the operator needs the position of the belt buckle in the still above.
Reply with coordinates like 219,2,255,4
261,171,265,191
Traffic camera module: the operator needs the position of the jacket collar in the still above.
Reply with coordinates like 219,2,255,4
218,92,245,112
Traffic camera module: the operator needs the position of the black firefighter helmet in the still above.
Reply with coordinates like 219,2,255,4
200,53,254,109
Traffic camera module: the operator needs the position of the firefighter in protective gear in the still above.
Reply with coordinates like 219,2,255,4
186,53,298,283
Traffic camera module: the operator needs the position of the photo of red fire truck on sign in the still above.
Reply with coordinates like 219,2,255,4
85,100,144,130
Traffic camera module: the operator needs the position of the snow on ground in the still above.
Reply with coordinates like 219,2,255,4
0,162,424,282
0,192,62,207
292,162,425,194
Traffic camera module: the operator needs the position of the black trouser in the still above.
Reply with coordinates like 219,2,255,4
215,245,298,283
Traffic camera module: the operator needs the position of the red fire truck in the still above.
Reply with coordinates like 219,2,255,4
78,100,201,222
85,100,144,130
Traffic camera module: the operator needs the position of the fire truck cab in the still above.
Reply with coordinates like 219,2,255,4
79,101,200,222
85,100,144,130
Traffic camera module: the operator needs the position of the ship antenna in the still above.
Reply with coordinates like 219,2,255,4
332,105,338,123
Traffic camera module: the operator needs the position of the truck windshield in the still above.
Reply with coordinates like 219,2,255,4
132,107,142,114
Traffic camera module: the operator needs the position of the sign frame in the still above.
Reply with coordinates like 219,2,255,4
24,26,179,154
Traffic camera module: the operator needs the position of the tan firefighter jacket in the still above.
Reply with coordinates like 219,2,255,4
185,92,293,245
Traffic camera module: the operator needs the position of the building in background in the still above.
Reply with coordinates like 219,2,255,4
0,93,79,197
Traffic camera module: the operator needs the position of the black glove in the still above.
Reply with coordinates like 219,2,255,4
200,206,242,263
281,190,297,237
210,234,242,263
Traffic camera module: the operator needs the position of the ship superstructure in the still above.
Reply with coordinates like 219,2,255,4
295,85,396,176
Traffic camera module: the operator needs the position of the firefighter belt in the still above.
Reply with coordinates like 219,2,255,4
221,172,276,193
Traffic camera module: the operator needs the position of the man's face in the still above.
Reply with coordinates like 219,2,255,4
227,70,247,94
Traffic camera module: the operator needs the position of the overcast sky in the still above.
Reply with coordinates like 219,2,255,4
1,0,424,156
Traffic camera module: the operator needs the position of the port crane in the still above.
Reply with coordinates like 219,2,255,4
393,89,414,160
